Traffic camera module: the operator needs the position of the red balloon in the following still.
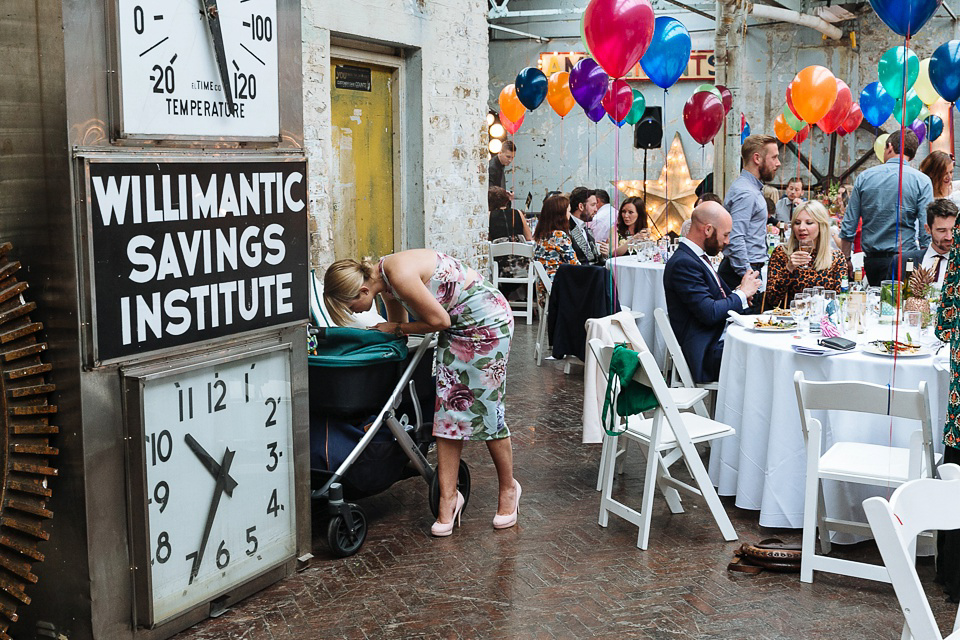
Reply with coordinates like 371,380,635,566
716,84,733,114
839,103,863,135
816,79,853,134
602,79,633,123
683,92,725,145
785,83,803,121
583,0,656,79
501,111,524,134
794,124,811,144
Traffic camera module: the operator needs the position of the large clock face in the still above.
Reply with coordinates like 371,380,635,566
116,0,280,138
138,347,295,625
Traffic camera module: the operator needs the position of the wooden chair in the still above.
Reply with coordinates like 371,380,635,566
793,371,941,584
863,463,960,640
589,338,737,550
489,242,536,325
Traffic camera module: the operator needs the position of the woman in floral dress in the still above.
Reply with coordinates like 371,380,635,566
324,249,519,536
934,224,960,602
533,193,579,280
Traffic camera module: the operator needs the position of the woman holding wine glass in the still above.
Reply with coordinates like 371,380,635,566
612,197,651,257
763,201,848,311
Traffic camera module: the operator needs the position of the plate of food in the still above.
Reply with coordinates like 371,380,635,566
861,340,932,357
751,316,798,332
761,308,794,322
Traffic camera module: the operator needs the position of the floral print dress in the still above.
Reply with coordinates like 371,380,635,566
379,252,514,441
936,226,960,449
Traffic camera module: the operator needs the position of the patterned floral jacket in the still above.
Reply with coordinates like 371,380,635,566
936,226,960,448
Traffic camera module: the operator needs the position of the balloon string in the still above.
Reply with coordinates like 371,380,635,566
807,133,813,200
612,120,620,312
561,117,565,190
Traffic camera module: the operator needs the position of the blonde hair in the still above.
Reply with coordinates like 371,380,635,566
786,200,832,271
323,258,376,327
762,186,779,202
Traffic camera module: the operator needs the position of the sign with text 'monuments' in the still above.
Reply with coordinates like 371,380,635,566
87,159,309,362
538,51,716,82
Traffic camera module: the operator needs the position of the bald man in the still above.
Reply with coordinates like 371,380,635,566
663,202,762,383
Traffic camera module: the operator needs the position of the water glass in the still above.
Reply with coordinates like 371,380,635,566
791,299,808,332
904,311,922,336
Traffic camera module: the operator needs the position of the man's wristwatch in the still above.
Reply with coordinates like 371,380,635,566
393,323,406,339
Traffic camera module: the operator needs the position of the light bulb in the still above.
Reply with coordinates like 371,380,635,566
489,139,503,154
487,113,495,126
490,123,505,138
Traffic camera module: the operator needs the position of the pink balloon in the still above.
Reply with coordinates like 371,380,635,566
601,79,633,123
501,111,524,134
683,92,724,145
816,79,853,134
583,0,656,79
794,124,811,144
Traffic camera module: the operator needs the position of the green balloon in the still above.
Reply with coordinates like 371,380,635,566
696,83,722,99
878,46,919,98
624,89,646,125
783,105,804,131
894,90,923,125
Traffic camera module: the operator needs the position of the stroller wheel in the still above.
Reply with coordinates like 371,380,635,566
327,504,367,558
429,460,471,518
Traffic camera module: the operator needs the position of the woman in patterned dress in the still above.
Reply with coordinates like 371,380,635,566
324,249,520,536
763,201,848,311
533,193,579,280
934,224,960,602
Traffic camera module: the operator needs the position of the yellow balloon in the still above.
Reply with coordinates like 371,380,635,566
915,58,941,106
874,133,891,163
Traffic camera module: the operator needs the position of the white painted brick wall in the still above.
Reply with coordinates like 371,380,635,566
302,0,490,272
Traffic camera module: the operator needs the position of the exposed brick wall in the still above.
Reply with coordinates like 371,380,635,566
302,0,490,273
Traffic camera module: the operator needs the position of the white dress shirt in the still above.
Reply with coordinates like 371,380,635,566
920,245,950,289
589,204,616,246
680,238,748,308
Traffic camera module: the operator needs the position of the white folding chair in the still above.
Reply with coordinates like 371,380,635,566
794,371,941,584
864,463,960,640
533,260,552,366
653,308,715,418
489,242,536,325
589,338,738,550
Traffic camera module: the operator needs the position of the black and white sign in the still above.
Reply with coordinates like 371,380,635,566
334,65,372,92
87,159,308,362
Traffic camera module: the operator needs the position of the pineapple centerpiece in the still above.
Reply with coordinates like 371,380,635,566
903,264,934,326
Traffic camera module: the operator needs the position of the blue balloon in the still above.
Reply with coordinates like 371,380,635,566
930,41,960,103
639,17,692,90
515,67,548,110
868,0,942,37
860,82,895,127
928,114,944,141
741,121,751,144
606,113,628,127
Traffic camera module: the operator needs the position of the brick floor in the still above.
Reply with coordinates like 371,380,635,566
175,323,958,639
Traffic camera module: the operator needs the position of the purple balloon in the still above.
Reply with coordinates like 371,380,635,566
584,103,606,122
908,119,927,143
569,57,609,112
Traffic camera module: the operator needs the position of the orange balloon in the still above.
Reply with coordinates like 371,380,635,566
547,72,576,118
499,84,526,123
774,113,796,144
791,65,838,124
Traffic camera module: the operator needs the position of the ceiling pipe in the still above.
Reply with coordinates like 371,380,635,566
747,2,843,40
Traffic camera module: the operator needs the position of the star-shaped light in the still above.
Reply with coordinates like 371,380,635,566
614,133,702,238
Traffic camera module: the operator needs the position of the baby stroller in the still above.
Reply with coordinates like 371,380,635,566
309,326,472,557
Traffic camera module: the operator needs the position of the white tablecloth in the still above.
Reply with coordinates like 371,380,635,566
607,257,666,365
708,324,949,530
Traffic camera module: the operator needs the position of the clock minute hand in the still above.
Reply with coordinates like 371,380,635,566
201,0,236,116
189,447,236,585
184,433,238,496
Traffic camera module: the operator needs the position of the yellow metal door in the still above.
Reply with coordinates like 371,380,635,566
330,61,395,261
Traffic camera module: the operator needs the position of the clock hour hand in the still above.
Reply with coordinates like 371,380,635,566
188,446,236,585
201,0,236,115
184,433,237,496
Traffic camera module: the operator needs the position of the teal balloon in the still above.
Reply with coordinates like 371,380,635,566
928,114,944,141
696,83,722,99
893,89,923,124
624,89,646,125
878,46,919,98
783,105,804,131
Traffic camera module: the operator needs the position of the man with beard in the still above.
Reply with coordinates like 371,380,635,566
841,129,933,286
568,186,607,265
718,135,781,311
664,201,761,383
898,198,957,289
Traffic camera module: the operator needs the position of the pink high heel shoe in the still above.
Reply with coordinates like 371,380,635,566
493,480,521,529
431,491,465,537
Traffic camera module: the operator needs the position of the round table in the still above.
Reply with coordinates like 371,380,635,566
708,323,949,531
607,257,666,364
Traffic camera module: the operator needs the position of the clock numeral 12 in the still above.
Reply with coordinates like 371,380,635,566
208,375,226,413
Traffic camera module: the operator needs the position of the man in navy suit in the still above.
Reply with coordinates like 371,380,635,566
664,201,762,383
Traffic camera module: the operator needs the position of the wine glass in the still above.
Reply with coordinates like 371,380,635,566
798,238,815,268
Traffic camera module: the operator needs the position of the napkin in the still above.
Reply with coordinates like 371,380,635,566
727,311,751,328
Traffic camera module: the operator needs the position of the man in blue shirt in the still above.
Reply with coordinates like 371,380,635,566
718,134,781,311
840,129,933,286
